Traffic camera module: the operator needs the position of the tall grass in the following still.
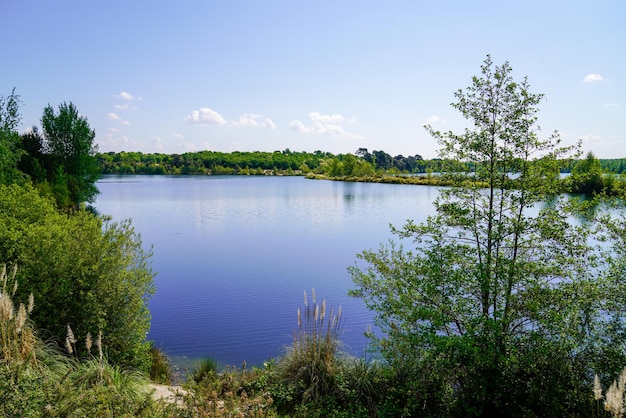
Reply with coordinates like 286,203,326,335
0,264,37,364
594,367,626,418
278,288,345,405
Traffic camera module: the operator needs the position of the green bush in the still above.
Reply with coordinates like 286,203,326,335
0,184,155,370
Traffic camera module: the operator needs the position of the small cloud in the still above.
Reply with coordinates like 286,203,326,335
108,127,119,133
582,73,604,83
289,112,363,140
107,112,121,121
231,113,262,128
174,133,184,140
261,118,276,129
115,91,142,101
421,115,445,127
231,113,276,129
185,107,226,126
114,104,129,110
604,103,620,107
120,120,131,126
309,112,344,124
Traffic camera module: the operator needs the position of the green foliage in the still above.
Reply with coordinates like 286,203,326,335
0,89,26,186
0,184,155,370
148,344,173,385
191,356,218,383
31,101,100,208
569,151,607,194
350,56,626,416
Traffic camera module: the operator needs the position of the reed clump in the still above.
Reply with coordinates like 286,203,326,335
0,264,37,365
277,288,345,406
594,367,626,418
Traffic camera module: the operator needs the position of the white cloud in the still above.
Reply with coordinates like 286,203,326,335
186,109,276,130
582,73,604,83
422,115,445,127
107,112,121,121
604,103,620,107
231,113,262,127
309,112,344,124
289,112,363,140
231,113,276,129
261,118,276,129
174,133,184,140
114,104,129,110
185,107,226,126
115,91,142,101
108,127,119,133
288,120,307,133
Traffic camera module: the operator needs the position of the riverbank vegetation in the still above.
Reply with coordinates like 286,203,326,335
4,53,626,417
97,147,626,196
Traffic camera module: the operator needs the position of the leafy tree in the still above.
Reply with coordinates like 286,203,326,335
0,183,155,370
40,102,100,208
569,151,605,194
349,56,626,416
0,89,26,185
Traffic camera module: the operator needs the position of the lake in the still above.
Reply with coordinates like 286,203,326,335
95,175,440,367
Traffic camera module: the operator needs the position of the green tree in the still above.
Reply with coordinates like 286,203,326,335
349,56,626,416
0,89,26,185
569,151,605,194
41,102,100,208
0,183,155,369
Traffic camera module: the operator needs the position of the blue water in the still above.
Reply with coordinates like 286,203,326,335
95,175,439,366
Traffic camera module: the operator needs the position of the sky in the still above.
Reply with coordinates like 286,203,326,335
1,0,624,159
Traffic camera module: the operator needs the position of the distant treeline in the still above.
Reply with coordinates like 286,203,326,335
97,148,432,176
98,148,626,178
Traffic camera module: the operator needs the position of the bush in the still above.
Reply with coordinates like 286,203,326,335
0,184,155,370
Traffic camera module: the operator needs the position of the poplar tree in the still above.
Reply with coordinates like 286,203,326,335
349,56,626,416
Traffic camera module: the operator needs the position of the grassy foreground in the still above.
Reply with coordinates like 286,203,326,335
1,276,394,417
4,266,626,417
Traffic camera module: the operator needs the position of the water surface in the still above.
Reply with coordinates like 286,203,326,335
95,175,438,366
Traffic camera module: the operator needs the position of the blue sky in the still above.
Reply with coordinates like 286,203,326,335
2,0,624,158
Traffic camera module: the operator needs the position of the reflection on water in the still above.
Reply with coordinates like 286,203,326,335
95,175,439,366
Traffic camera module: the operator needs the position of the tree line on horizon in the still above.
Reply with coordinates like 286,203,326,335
97,148,429,176
98,148,626,196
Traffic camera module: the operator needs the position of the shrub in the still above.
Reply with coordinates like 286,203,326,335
0,184,155,370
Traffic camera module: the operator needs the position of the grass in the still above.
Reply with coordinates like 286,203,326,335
0,271,447,417
278,288,345,405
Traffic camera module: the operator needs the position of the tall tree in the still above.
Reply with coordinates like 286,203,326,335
41,102,100,208
349,56,626,416
0,89,26,185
